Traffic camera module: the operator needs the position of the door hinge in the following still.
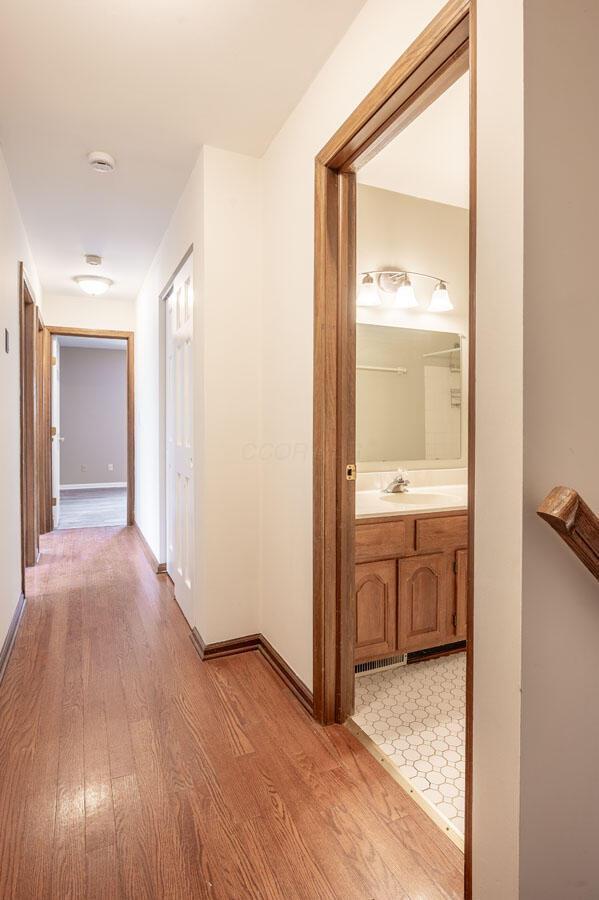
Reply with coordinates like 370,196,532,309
52,497,57,507
452,612,457,628
51,425,57,437
453,559,458,574
51,355,57,365
346,463,356,481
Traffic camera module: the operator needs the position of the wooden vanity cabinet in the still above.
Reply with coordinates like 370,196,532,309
354,559,397,663
354,511,468,663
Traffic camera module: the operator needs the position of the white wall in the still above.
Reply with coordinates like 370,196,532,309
43,294,135,332
519,2,599,896
0,148,41,648
60,347,127,485
135,145,263,643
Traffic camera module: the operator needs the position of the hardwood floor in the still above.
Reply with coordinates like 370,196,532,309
0,526,464,899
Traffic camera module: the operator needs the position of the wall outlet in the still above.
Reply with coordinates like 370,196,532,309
81,464,87,472
107,463,114,472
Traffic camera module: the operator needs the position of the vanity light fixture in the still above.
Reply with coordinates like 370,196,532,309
358,270,453,312
356,273,381,307
393,273,418,309
73,275,113,296
428,280,454,312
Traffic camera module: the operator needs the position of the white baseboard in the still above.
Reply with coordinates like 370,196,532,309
60,482,127,490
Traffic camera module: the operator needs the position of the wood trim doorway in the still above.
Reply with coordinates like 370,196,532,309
19,263,40,576
312,0,475,894
45,326,135,527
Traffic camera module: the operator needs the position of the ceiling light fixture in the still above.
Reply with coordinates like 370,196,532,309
73,275,113,296
87,151,116,173
356,273,381,307
358,270,453,312
85,254,102,267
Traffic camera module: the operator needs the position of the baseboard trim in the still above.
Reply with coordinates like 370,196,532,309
131,520,167,575
190,627,313,714
0,593,26,685
60,482,127,490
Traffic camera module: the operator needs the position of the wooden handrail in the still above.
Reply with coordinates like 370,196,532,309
537,486,599,580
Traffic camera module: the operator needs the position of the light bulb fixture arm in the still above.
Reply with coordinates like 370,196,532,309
359,269,449,288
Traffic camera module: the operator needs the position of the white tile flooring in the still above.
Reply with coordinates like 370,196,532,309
352,652,466,837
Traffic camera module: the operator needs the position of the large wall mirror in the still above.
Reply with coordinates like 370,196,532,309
356,323,463,465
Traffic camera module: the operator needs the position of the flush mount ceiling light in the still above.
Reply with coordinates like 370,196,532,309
87,150,116,173
356,273,381,307
358,270,453,312
73,275,113,296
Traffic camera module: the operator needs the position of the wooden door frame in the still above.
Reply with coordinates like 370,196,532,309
19,263,40,577
37,312,53,535
312,0,475,893
45,326,135,526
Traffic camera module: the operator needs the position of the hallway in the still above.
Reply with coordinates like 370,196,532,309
0,527,463,899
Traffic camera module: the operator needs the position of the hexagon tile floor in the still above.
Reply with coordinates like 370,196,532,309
352,652,466,837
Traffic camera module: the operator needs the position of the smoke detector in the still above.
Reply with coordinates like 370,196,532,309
87,151,116,173
85,254,102,267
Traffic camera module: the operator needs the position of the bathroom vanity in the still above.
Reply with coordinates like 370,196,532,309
354,321,468,664
354,494,468,664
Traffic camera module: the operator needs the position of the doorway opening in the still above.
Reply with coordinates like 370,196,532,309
45,327,135,530
313,0,474,893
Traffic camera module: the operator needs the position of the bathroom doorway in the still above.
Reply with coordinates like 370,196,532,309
45,327,135,530
312,0,474,892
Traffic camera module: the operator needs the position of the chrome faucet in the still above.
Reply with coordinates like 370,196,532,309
384,470,410,493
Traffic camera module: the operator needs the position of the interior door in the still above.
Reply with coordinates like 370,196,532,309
165,257,194,623
51,337,61,528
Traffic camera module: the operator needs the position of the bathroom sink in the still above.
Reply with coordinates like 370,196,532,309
380,491,459,508
355,484,467,518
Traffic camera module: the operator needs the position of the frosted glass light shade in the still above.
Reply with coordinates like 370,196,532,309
428,281,453,312
74,275,113,296
357,275,381,307
393,275,418,309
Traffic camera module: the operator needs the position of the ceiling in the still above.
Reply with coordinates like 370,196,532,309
0,0,365,302
58,336,127,351
358,74,470,209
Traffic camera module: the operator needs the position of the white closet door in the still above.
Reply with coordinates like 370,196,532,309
166,257,194,623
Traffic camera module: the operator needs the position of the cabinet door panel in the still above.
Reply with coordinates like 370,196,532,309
354,559,397,663
454,548,468,640
398,553,451,652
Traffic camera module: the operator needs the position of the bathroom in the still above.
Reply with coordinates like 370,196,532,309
349,72,470,846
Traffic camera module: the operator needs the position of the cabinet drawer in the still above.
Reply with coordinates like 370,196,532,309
415,515,468,553
356,519,412,562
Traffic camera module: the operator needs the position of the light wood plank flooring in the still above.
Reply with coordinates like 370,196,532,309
57,487,127,529
0,526,464,899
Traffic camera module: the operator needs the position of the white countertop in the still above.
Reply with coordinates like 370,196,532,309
356,483,468,519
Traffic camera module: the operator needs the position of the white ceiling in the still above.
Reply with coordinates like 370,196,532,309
358,74,470,209
58,336,126,351
0,0,365,302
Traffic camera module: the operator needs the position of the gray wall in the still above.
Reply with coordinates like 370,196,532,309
521,2,599,896
60,347,127,486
